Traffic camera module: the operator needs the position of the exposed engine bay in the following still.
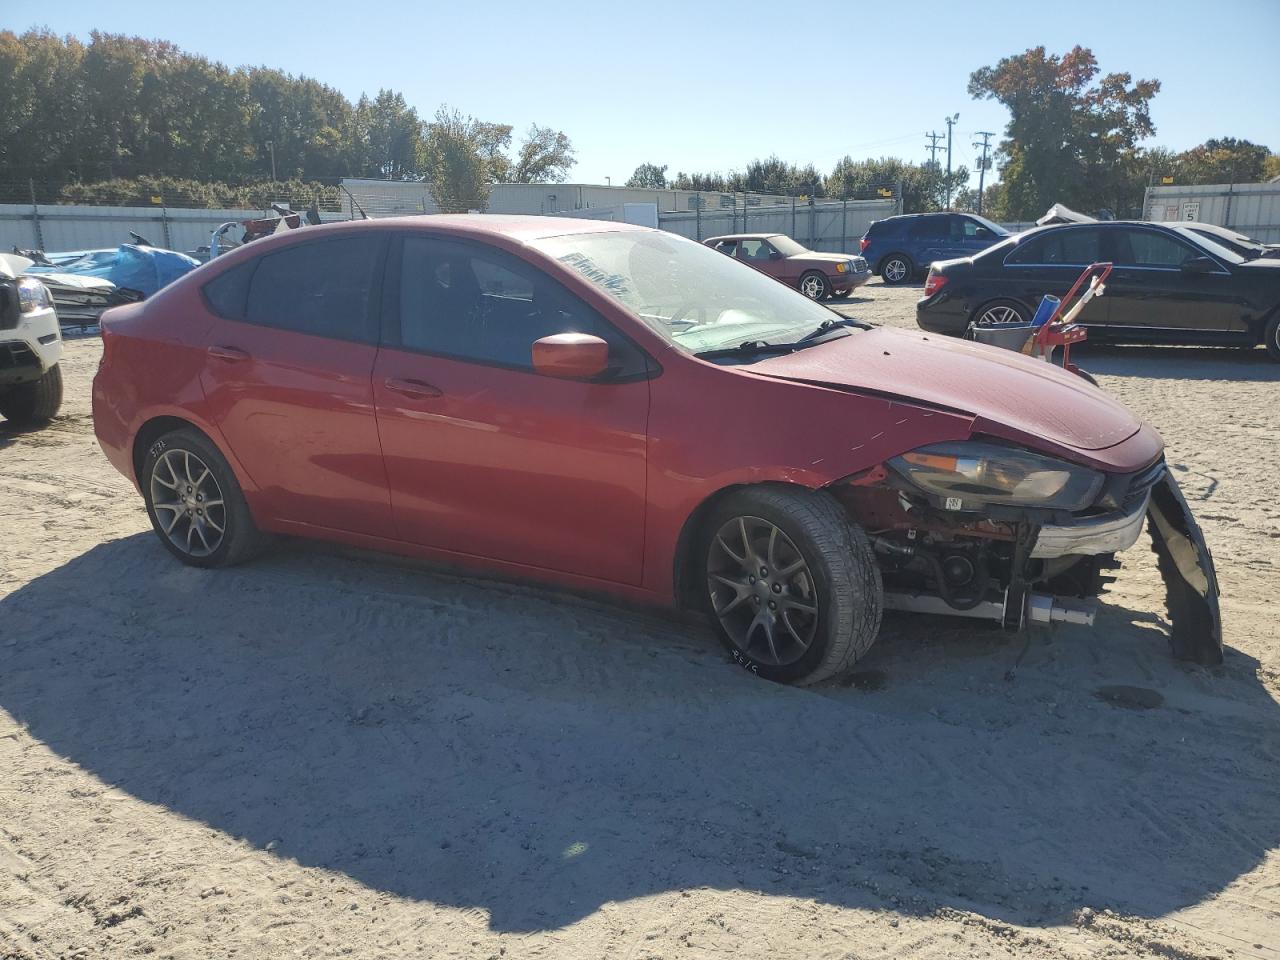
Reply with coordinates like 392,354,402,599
833,452,1223,665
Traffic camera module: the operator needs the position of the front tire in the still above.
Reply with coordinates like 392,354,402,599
702,486,883,685
880,254,913,285
0,363,62,426
1265,315,1280,362
141,428,263,568
798,271,829,301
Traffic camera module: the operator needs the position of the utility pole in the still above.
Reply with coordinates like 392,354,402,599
925,131,944,170
266,140,276,182
972,131,994,215
944,113,959,209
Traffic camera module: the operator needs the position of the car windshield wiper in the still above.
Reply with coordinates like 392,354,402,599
694,327,855,360
796,317,866,343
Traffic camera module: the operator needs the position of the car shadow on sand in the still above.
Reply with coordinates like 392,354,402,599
2,534,1277,933
1076,344,1280,382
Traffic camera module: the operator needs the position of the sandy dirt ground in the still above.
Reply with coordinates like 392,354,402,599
1,280,1278,960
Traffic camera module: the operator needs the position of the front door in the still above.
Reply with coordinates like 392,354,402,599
371,235,652,585
1102,227,1243,333
1000,226,1110,326
198,234,394,539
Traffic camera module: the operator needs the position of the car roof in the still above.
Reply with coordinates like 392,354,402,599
703,233,781,242
247,214,652,247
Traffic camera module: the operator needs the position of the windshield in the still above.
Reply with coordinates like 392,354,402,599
767,235,808,256
530,230,846,354
969,214,1010,237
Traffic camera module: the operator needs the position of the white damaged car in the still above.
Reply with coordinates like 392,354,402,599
0,253,63,426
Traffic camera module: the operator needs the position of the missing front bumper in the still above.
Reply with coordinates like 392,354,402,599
1147,472,1223,665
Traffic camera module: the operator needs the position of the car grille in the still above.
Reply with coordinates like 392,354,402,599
0,340,39,371
852,256,868,271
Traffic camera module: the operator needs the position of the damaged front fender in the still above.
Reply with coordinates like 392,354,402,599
1148,472,1223,665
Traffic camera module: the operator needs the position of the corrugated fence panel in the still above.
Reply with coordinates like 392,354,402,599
1144,182,1280,242
658,199,896,254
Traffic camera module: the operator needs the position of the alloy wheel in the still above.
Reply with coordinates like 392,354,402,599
707,516,819,666
884,259,908,283
150,449,227,558
977,304,1023,325
800,275,826,299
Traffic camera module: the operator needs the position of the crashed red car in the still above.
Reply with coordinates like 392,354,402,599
92,216,1221,685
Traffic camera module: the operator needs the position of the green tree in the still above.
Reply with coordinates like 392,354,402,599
509,124,575,183
969,46,1159,219
471,121,514,182
827,156,967,212
352,90,422,179
1265,154,1280,181
626,162,668,188
1174,138,1270,184
671,171,731,191
420,107,489,212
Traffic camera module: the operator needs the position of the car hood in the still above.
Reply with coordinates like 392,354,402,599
751,326,1146,457
790,251,856,266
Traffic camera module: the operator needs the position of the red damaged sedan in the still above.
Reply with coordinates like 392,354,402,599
93,216,1221,684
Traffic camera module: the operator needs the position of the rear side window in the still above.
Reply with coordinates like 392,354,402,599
245,236,381,342
202,259,256,320
1008,228,1101,266
908,217,949,239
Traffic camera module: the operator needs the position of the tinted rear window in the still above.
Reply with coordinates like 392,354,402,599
245,236,381,342
1008,228,1101,265
202,259,256,320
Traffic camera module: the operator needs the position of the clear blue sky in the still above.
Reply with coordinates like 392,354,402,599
9,0,1279,184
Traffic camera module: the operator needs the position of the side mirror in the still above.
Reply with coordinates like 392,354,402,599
532,333,610,380
1181,255,1216,274
768,250,784,260
975,227,993,239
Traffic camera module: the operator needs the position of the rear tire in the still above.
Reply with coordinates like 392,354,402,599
880,254,913,285
798,271,829,301
141,428,264,568
0,363,62,426
701,485,883,686
973,298,1030,326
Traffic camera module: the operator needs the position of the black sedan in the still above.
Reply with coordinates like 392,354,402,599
916,221,1280,360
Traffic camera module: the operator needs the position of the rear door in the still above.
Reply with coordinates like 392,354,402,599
1000,227,1109,325
198,234,394,538
908,215,960,269
371,235,652,585
1102,226,1242,332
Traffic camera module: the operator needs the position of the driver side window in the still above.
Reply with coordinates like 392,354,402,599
393,236,648,377
738,238,774,261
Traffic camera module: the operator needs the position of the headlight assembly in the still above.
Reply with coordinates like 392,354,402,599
16,277,53,314
888,441,1104,512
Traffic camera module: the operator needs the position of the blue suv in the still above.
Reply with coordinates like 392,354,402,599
860,213,1010,285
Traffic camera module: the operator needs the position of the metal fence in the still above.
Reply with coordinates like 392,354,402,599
1143,181,1280,242
657,197,899,254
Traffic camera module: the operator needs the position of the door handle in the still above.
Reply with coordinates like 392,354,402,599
383,377,443,400
207,345,250,362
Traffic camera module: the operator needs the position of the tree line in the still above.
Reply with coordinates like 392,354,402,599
630,46,1276,221
0,29,575,209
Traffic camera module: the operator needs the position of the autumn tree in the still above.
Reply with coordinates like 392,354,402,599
969,46,1159,219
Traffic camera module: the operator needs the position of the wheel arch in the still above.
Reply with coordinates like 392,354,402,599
131,416,215,486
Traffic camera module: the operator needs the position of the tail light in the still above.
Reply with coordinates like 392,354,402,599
859,237,870,253
923,271,948,298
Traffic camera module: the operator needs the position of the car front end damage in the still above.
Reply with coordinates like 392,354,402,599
830,443,1222,664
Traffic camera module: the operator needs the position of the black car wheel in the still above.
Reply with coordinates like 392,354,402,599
973,299,1030,326
142,428,264,568
1265,315,1280,362
880,254,913,285
702,485,882,686
798,271,829,300
0,363,62,426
